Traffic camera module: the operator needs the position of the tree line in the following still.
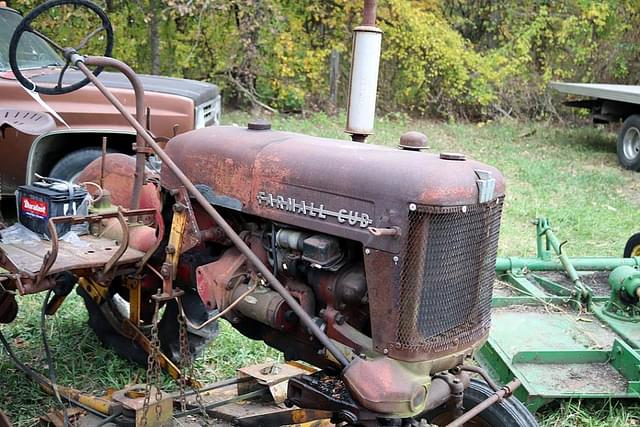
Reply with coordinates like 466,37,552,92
10,0,640,119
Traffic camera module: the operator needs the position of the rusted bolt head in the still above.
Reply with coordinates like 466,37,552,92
248,119,272,131
440,152,466,161
398,131,428,151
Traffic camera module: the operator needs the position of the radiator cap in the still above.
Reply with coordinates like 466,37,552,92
440,152,466,161
248,119,271,131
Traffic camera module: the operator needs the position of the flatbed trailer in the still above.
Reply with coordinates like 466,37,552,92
550,82,640,170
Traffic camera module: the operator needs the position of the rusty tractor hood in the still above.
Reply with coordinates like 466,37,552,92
162,126,505,253
32,70,219,106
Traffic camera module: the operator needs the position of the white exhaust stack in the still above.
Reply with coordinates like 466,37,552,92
346,0,382,143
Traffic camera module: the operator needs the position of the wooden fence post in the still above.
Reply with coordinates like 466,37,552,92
329,50,340,110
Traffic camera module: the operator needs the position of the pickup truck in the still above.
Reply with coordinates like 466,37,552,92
0,4,221,189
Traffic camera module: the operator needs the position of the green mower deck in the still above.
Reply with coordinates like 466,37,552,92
478,218,640,411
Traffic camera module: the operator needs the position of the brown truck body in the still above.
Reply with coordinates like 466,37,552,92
0,6,220,194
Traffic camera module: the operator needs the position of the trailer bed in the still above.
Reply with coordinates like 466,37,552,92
550,82,640,105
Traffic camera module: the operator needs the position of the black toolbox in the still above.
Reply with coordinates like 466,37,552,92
16,183,87,238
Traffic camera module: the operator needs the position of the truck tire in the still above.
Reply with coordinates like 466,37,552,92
77,286,218,366
421,379,538,427
49,148,107,182
618,115,640,170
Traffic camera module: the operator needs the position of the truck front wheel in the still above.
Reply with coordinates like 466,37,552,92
618,115,640,171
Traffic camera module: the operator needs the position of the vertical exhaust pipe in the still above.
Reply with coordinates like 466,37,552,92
346,0,382,143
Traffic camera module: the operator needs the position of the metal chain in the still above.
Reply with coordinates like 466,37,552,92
177,296,189,412
141,297,163,426
176,296,210,422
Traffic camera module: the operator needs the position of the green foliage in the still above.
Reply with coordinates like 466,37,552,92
380,1,498,117
7,0,640,117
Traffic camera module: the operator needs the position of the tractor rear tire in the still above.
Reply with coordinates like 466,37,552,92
78,287,218,366
421,379,538,427
617,115,640,171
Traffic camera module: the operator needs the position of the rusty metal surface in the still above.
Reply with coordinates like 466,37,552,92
393,199,504,361
362,0,378,26
359,199,503,363
196,247,247,310
111,385,173,426
342,356,429,416
162,126,505,254
77,57,146,210
77,153,165,233
237,362,315,404
0,109,56,135
78,58,352,367
23,208,155,287
286,371,378,424
398,131,428,150
0,235,143,278
39,407,85,427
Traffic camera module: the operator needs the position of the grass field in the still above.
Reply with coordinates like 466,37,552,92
2,111,640,426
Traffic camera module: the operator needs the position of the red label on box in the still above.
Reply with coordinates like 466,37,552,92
21,197,48,218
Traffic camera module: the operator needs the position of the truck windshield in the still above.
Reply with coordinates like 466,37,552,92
0,9,64,72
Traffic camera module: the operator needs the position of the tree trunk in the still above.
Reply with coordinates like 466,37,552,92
150,0,161,75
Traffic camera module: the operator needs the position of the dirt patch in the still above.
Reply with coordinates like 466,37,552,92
492,279,521,297
517,362,628,395
534,271,611,296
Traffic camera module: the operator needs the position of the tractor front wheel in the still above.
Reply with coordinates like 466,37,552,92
421,379,538,427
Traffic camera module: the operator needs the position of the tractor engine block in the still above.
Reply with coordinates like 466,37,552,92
195,221,372,364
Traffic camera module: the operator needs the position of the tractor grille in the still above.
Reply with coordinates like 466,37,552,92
396,198,503,357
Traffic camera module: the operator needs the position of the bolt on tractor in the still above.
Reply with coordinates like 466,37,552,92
0,1,538,426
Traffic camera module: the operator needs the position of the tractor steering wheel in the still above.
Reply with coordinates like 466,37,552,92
9,0,113,95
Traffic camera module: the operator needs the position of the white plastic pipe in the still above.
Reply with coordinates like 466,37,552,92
346,26,382,139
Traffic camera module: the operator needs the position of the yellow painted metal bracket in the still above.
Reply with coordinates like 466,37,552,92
77,277,110,305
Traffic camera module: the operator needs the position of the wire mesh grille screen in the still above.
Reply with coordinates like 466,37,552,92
396,198,503,356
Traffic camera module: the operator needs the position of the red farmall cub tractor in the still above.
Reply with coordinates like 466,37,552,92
0,1,538,426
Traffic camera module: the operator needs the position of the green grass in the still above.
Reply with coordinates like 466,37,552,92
2,111,640,426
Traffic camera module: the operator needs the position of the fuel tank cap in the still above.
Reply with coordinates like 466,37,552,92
248,119,272,131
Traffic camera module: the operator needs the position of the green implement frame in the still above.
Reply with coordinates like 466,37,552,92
478,218,640,411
